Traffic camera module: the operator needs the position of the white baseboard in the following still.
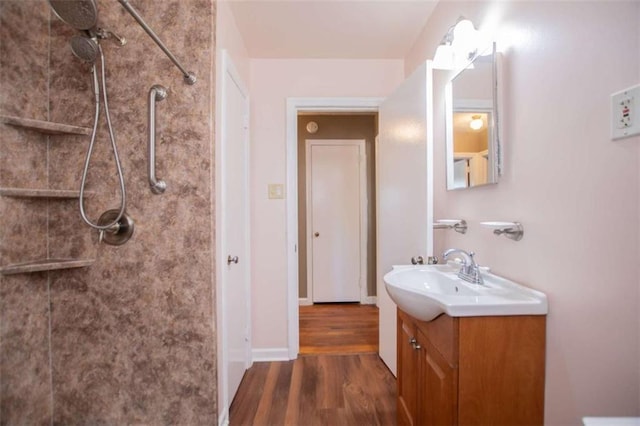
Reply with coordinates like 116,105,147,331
300,297,377,305
218,410,229,426
362,296,377,305
252,348,291,362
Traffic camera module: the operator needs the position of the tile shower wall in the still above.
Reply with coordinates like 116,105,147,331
0,0,218,423
0,1,54,424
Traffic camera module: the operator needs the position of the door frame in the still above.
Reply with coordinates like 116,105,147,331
285,97,383,359
305,139,368,304
215,50,251,423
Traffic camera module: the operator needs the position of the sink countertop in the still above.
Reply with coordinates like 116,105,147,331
384,264,548,321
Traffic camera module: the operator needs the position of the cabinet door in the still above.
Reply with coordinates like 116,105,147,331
397,311,418,426
419,329,457,426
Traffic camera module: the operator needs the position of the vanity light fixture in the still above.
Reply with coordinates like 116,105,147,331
433,17,481,70
469,115,483,130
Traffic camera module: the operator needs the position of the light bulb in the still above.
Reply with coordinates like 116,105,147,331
452,19,478,62
469,115,483,130
433,44,454,69
453,19,476,41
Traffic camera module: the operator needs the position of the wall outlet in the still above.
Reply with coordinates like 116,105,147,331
611,84,640,140
268,184,284,199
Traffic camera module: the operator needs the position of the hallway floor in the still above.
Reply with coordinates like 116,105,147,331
229,354,396,425
299,302,379,354
230,303,395,425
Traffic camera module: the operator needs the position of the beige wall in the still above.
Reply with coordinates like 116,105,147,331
0,0,218,422
297,114,377,300
453,125,489,153
408,1,640,424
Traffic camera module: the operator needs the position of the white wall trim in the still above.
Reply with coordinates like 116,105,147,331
363,296,378,305
298,298,313,306
218,411,229,426
286,97,384,360
252,348,291,362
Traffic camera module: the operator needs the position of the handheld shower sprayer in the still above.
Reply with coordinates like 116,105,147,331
48,0,134,245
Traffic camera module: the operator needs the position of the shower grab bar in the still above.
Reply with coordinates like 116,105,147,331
117,0,196,85
148,85,167,194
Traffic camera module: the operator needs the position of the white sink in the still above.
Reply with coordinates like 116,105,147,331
384,264,548,321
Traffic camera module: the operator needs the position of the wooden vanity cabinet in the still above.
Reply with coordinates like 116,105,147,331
397,308,546,426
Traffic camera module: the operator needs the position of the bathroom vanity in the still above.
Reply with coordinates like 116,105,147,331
397,309,546,426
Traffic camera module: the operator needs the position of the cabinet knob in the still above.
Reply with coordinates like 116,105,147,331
409,337,422,350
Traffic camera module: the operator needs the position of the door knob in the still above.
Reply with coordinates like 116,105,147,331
314,232,320,237
227,255,239,265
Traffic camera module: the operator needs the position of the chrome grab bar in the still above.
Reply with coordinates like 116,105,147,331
117,0,196,85
148,85,167,194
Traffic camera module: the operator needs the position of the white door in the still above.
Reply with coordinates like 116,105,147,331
218,51,250,415
377,61,434,375
307,140,365,303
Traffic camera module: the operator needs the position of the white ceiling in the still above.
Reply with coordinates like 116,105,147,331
227,1,439,59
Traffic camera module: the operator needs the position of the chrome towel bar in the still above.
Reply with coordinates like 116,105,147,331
148,84,167,194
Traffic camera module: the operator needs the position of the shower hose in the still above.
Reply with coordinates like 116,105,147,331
79,44,127,233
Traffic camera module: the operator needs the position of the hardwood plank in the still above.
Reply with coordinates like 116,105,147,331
360,354,397,425
229,362,270,425
299,303,379,354
283,359,303,426
229,354,397,426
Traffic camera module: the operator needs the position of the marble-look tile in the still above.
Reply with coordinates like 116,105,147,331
0,1,49,119
2,0,217,422
50,249,216,424
0,2,53,424
47,0,218,423
0,273,52,425
0,198,48,264
48,200,95,260
0,124,49,190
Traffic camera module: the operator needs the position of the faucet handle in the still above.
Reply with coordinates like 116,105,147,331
411,256,425,265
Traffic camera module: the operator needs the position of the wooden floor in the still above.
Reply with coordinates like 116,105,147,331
299,303,379,354
229,304,394,425
229,354,397,426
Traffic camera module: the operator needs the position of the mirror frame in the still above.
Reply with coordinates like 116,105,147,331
444,42,502,190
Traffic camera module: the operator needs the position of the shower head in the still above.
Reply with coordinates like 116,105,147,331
70,35,99,63
49,0,98,31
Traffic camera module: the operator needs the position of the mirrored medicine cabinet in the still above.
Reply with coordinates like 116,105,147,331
444,42,501,190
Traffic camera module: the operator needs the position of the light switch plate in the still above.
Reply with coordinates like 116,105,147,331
611,84,640,140
268,184,284,199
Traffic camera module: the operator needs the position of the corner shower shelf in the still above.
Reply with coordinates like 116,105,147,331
0,258,94,275
0,115,91,136
0,188,93,199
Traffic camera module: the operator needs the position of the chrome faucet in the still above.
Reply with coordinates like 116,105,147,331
442,248,484,285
